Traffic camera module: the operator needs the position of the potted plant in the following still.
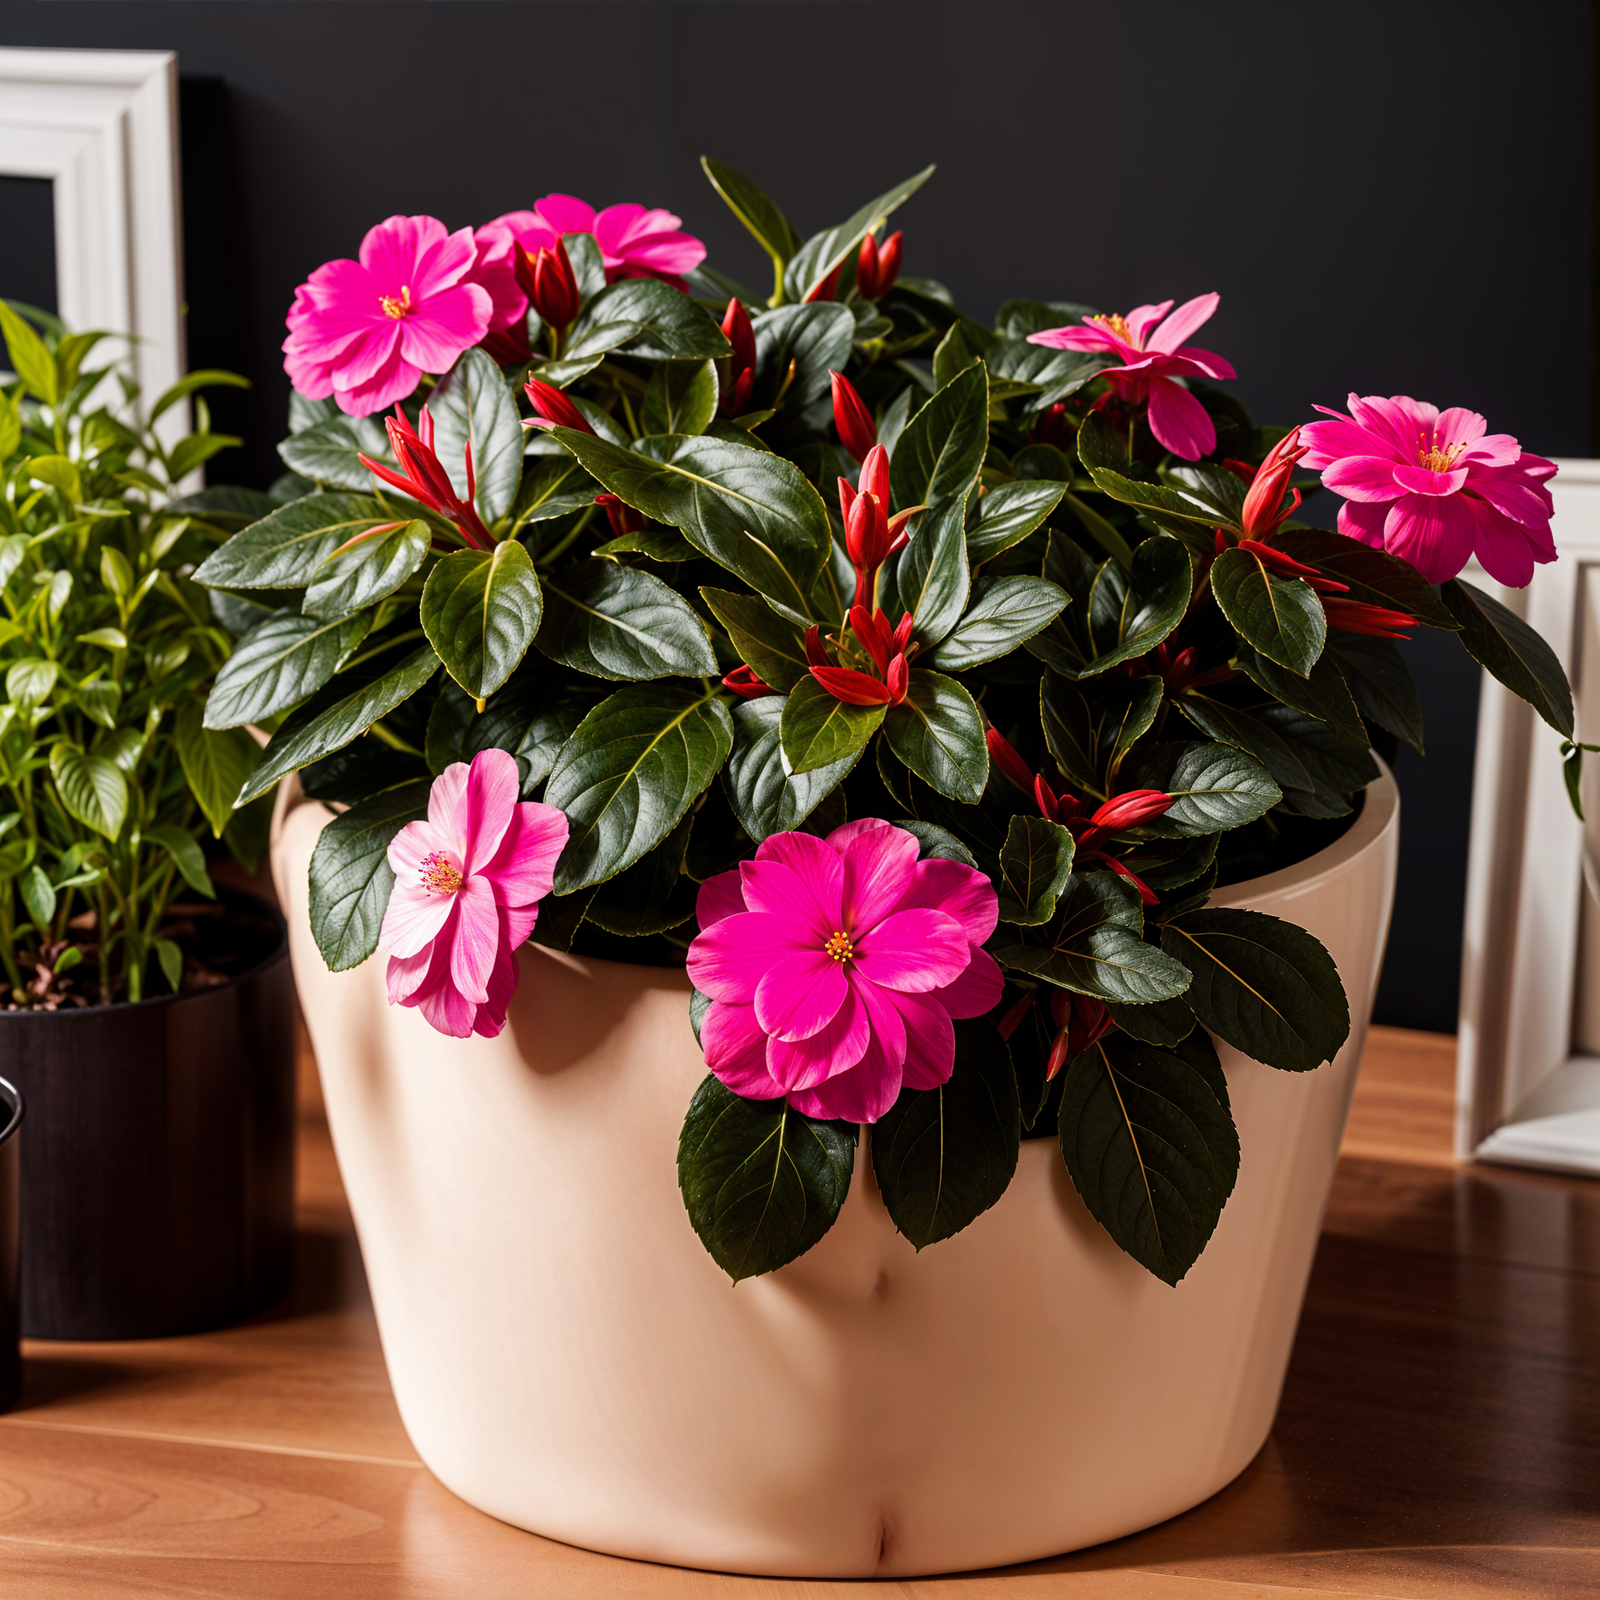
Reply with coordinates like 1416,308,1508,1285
0,302,297,1340
0,1075,18,1412
208,164,1572,1575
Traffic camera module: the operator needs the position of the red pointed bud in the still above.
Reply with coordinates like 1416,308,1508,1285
807,262,843,303
1034,774,1063,824
1046,1030,1073,1082
1321,598,1417,639
722,666,778,700
1032,402,1075,451
594,492,646,538
860,444,891,508
849,604,892,674
837,475,857,526
811,663,895,705
891,611,915,656
876,231,903,295
804,624,831,670
885,653,909,705
996,992,1036,1043
718,298,757,418
985,727,1036,792
1238,426,1309,540
856,230,903,300
524,379,594,435
1090,789,1174,832
1105,857,1161,906
362,404,490,548
1238,539,1349,593
830,371,878,464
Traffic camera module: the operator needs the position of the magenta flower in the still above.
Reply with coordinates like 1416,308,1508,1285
468,195,708,329
1299,394,1558,587
1027,294,1236,461
379,750,568,1040
283,216,493,417
686,821,1004,1123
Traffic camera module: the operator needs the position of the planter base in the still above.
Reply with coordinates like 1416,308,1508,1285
274,771,1398,1578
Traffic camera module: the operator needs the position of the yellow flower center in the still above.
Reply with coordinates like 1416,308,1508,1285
1417,430,1466,474
823,929,856,964
420,850,463,894
1090,312,1133,344
379,285,414,320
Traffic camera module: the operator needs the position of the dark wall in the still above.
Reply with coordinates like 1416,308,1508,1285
1,0,1592,1031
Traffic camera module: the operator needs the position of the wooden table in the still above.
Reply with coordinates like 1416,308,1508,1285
1,1026,1595,1599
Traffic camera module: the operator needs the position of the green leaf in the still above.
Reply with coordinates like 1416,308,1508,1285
29,455,82,503
879,496,970,648
932,325,974,391
238,644,441,807
1443,576,1574,737
701,586,810,692
549,429,827,622
1161,906,1350,1072
49,742,128,839
277,413,392,490
1059,1033,1238,1285
1041,670,1164,793
1210,546,1327,675
1233,642,1366,745
302,518,431,619
725,697,860,841
144,823,216,897
562,232,607,304
193,493,391,590
1255,705,1378,818
590,525,700,563
20,864,54,928
984,339,1101,410
996,814,1076,926
780,677,886,775
166,484,279,530
700,156,802,282
966,479,1066,562
462,681,590,792
930,576,1067,671
1123,739,1282,836
308,780,432,971
155,938,184,995
642,359,719,438
751,304,856,410
205,609,369,729
536,558,715,681
1275,528,1459,630
421,541,543,700
585,813,700,937
890,362,989,512
6,658,57,708
781,165,934,303
545,682,733,892
1331,635,1426,753
1103,995,1196,1047
1030,534,1191,679
882,669,988,802
567,278,730,361
0,300,57,404
1173,697,1312,798
175,700,260,835
428,348,524,525
149,368,251,425
872,1020,1021,1250
995,872,1191,1004
678,1076,856,1282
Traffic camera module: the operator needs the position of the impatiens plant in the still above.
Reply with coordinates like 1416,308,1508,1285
195,159,1576,1287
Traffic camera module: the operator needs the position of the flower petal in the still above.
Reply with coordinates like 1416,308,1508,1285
1382,493,1479,584
1390,462,1468,498
754,949,849,1041
1347,394,1436,460
785,1030,903,1123
480,800,567,907
893,990,956,1091
1145,377,1215,461
686,911,816,1003
747,832,845,927
853,909,970,993
1145,292,1218,354
448,875,500,1005
460,749,522,877
1300,412,1396,468
926,945,1005,1019
894,859,999,946
1321,454,1405,502
767,987,869,1091
378,876,457,959
703,1001,782,1098
695,870,747,930
1336,497,1389,549
1462,494,1556,588
840,824,920,936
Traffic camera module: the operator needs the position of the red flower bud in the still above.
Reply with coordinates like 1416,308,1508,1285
830,371,878,464
1321,598,1417,639
860,444,891,509
810,663,895,706
1046,991,1114,1080
722,665,778,700
719,298,757,417
524,378,594,435
804,624,831,671
1088,789,1174,832
1105,856,1161,906
1238,426,1308,540
359,404,491,549
996,992,1036,1043
854,230,903,300
517,240,580,329
985,727,1036,792
1032,402,1075,451
594,492,646,538
807,263,843,303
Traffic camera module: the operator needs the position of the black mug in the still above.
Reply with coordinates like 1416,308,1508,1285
0,1076,21,1413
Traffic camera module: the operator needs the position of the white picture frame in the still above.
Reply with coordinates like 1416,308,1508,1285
1457,458,1600,1175
0,46,185,438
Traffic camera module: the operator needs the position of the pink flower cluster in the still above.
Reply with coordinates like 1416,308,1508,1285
686,821,1003,1123
379,750,567,1039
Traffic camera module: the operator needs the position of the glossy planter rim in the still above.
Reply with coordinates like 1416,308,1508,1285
0,1076,18,1146
0,888,287,1026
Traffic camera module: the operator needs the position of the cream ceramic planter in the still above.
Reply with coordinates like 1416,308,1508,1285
273,768,1398,1579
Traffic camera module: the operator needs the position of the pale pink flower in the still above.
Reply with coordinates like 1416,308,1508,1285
1299,394,1557,587
379,750,567,1040
467,194,708,329
283,216,492,417
686,821,1004,1123
1027,293,1236,460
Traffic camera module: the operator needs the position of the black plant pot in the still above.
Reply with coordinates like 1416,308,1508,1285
0,887,297,1340
0,1076,20,1408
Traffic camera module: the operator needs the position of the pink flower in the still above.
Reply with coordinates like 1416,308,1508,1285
1299,394,1558,587
686,821,1004,1123
1027,294,1236,461
466,195,708,328
283,216,493,417
379,750,568,1040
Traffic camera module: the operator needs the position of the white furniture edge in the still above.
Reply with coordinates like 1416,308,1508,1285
1458,457,1600,1175
0,47,187,447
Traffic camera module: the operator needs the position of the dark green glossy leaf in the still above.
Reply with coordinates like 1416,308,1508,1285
428,348,524,524
1276,528,1459,630
1443,576,1574,737
700,156,802,276
49,742,127,839
725,696,860,841
752,303,855,410
1174,696,1313,797
929,576,1067,671
1161,906,1350,1072
1059,1033,1238,1285
1104,996,1196,1047
781,165,934,303
643,359,719,437
872,1020,1021,1250
1123,739,1282,836
567,277,730,361
701,586,810,692
586,814,699,936
966,479,1066,562
780,677,885,775
166,485,279,530
890,362,989,512
277,413,391,490
895,820,979,867
997,814,1076,926
308,779,431,971
1233,642,1366,744
880,496,969,649
302,519,430,620
463,682,591,792
678,1076,855,1282
545,682,733,891
205,609,369,729
1211,547,1327,675
550,428,827,621
1331,635,1425,753
982,339,1100,410
420,540,543,699
1041,670,1163,792
1255,705,1379,818
537,557,715,680
882,669,987,802
193,493,391,590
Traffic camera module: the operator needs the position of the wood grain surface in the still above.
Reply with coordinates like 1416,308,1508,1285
1,1023,1595,1598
